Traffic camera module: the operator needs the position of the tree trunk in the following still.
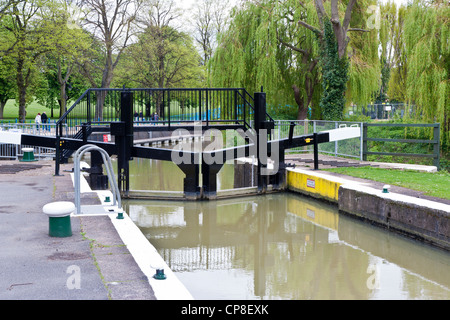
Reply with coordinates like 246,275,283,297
292,59,317,120
292,85,307,120
157,50,165,117
16,57,27,123
95,61,114,121
59,84,66,117
57,59,73,119
0,100,6,119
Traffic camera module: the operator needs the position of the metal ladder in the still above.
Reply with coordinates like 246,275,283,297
73,144,121,214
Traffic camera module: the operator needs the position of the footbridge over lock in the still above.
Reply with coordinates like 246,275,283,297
0,88,360,200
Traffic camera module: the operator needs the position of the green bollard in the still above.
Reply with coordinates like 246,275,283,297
48,216,72,237
20,148,37,162
43,202,75,238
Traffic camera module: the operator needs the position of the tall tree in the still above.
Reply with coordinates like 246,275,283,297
136,0,182,89
210,1,311,118
35,53,90,118
193,0,213,65
404,0,449,151
376,1,406,103
116,0,204,115
275,0,321,119
297,0,378,120
77,0,140,119
209,0,378,120
0,0,20,21
39,0,93,117
0,53,16,118
192,0,230,67
0,0,54,122
117,27,203,90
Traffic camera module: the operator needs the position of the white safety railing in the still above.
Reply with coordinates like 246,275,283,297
0,123,68,160
73,144,121,214
271,120,364,160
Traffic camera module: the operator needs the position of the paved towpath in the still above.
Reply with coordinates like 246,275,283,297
0,160,155,300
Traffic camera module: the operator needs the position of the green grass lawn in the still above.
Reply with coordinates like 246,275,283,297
324,166,450,200
1,99,60,122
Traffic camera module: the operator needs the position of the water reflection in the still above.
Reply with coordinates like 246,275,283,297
127,158,236,191
125,192,450,300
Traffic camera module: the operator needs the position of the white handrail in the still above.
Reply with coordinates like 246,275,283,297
73,144,121,214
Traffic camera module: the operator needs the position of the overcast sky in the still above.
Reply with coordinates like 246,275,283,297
175,0,410,36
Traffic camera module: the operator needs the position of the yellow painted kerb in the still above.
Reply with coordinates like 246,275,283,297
287,169,342,203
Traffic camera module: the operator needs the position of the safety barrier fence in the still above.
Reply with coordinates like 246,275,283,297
363,122,440,169
56,88,270,138
0,120,440,169
0,123,66,160
270,120,364,159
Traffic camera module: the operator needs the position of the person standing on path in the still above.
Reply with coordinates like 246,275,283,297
41,112,48,131
34,113,41,132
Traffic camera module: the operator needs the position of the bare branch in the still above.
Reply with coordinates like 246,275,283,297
298,20,322,38
347,27,370,32
343,0,357,32
277,34,308,56
313,0,326,24
77,0,140,88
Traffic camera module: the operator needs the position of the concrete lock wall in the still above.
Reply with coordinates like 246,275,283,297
286,169,450,251
338,185,450,250
287,169,347,203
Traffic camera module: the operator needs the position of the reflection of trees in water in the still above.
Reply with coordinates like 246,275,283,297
128,158,235,191
127,190,450,300
128,158,184,191
130,194,372,298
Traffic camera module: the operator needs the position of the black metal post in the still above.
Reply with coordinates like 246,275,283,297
206,90,209,126
87,90,91,124
81,123,88,143
234,90,238,124
54,123,65,176
362,123,368,161
54,134,61,176
288,121,295,144
254,91,267,192
115,91,134,196
178,164,200,200
433,124,440,170
198,90,202,122
201,161,224,199
167,91,171,129
313,132,319,170
274,146,285,190
89,151,108,190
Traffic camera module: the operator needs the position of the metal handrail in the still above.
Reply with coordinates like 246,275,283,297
73,144,121,214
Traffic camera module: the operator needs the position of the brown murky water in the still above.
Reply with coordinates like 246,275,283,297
123,159,450,300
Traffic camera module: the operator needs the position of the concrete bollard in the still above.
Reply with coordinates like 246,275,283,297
42,201,75,237
20,147,37,162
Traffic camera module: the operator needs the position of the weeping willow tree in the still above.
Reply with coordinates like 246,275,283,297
404,0,449,151
275,0,322,119
303,0,379,119
374,1,404,103
344,0,379,110
382,2,407,103
209,0,379,120
209,1,295,115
